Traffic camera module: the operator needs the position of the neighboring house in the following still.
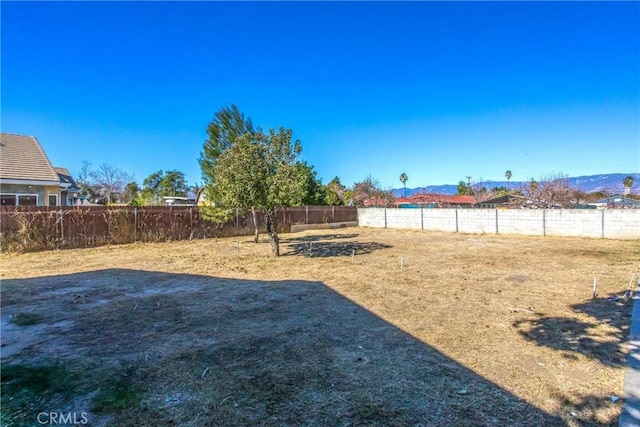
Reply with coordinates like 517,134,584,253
592,196,640,209
474,194,524,209
162,196,196,206
0,133,79,206
396,194,476,208
54,167,81,206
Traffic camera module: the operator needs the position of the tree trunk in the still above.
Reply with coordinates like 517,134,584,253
251,207,259,243
265,208,280,257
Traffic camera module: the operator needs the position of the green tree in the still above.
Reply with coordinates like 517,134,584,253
325,176,347,206
212,127,308,256
122,182,141,205
505,170,512,182
457,181,468,196
624,175,634,195
399,172,408,197
139,170,189,205
199,104,254,187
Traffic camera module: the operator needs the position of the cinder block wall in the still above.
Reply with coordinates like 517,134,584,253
357,208,640,239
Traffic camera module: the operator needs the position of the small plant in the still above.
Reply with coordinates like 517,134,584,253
12,312,43,326
92,368,140,414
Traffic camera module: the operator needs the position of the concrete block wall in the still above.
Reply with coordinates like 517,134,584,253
357,208,387,228
384,208,422,230
423,209,458,232
545,210,602,238
496,210,544,236
458,209,497,234
604,210,640,239
357,208,640,239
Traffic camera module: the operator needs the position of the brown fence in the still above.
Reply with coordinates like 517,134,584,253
0,206,357,252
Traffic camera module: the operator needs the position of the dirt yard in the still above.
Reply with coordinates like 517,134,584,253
1,227,638,426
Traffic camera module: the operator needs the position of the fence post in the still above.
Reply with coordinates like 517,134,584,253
236,207,239,228
421,206,424,230
332,205,335,223
134,208,138,242
495,209,499,234
60,209,64,246
601,209,605,238
455,208,459,233
384,207,387,229
306,206,309,224
542,209,546,237
189,207,193,240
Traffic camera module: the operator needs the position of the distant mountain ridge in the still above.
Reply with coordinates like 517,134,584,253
392,173,640,197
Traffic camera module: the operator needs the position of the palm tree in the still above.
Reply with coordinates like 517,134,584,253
505,170,512,183
623,175,634,195
399,173,408,198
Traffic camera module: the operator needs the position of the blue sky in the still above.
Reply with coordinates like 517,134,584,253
2,1,639,190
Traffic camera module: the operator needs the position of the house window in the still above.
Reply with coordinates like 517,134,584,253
48,194,58,206
18,195,37,206
1,194,16,205
0,194,38,206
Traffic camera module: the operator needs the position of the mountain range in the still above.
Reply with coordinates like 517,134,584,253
392,173,640,197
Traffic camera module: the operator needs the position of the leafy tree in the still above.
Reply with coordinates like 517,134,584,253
325,176,347,206
457,181,468,196
122,182,141,205
212,127,308,256
399,172,408,197
299,163,326,206
199,104,254,187
139,170,189,205
624,175,634,195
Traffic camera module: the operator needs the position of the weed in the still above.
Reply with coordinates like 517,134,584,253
12,312,43,326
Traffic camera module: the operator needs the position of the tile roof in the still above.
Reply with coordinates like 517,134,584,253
54,167,80,190
0,133,60,183
396,194,477,205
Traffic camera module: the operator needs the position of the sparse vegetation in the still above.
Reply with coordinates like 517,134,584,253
12,312,43,326
0,228,637,425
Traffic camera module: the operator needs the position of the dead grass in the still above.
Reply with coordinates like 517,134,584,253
1,227,638,426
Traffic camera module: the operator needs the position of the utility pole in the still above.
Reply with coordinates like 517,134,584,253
466,176,472,195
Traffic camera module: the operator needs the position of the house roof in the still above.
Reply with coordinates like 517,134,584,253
0,133,60,183
396,194,476,205
54,167,80,190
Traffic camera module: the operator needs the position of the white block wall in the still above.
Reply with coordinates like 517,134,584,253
423,209,458,232
357,208,640,239
496,210,544,236
458,209,497,234
384,208,422,230
357,208,387,228
544,210,602,238
604,210,640,239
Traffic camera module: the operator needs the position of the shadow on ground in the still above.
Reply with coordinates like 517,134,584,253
1,269,562,426
513,294,634,425
282,234,391,258
513,296,632,368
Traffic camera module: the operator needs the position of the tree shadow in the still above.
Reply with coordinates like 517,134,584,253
1,269,562,426
513,296,632,368
285,241,392,258
282,233,360,243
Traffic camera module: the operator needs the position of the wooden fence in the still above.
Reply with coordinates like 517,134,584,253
0,206,357,252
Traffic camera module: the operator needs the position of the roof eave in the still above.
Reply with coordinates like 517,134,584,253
0,178,62,186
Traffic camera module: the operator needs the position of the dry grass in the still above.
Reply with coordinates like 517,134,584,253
1,227,638,426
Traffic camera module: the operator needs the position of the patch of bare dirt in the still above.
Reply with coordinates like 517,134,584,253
1,228,637,426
